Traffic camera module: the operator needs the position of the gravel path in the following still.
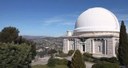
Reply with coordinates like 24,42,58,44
85,62,94,68
31,56,50,66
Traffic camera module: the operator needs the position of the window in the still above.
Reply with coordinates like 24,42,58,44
83,45,85,51
98,46,101,52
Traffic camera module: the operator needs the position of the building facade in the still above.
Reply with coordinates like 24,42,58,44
63,7,120,57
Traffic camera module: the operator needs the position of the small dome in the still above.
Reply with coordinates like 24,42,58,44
74,7,120,32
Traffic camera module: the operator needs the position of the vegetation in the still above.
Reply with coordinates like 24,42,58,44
47,56,56,68
99,57,118,63
56,53,68,57
83,52,93,62
82,52,118,64
33,37,63,50
92,57,118,64
71,50,86,68
53,59,68,65
92,62,119,68
0,26,36,68
0,26,19,43
118,21,128,67
0,43,32,68
67,50,74,56
32,65,68,68
48,49,57,55
47,55,68,68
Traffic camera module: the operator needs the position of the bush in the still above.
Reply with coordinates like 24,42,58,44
92,62,120,68
67,50,74,56
47,57,68,68
99,57,118,63
54,59,68,65
0,43,32,68
92,57,118,63
56,53,68,57
83,52,93,61
71,50,86,68
47,56,56,68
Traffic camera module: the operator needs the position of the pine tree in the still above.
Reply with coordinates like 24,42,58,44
118,21,128,67
0,26,19,43
71,50,86,68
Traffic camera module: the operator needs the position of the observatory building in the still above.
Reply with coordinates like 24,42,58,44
63,7,120,57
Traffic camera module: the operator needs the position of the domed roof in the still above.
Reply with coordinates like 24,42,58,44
74,7,120,32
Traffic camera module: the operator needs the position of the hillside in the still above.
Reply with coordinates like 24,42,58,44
22,36,63,50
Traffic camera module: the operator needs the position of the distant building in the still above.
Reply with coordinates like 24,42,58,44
63,7,120,57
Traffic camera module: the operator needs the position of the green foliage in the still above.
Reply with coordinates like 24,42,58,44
92,57,118,64
47,56,68,68
47,56,56,68
0,43,32,68
92,62,119,68
15,36,36,60
32,65,68,68
54,59,68,65
56,53,68,57
99,57,118,63
0,26,19,43
0,26,36,68
118,21,128,67
48,49,57,55
71,50,86,68
67,50,74,56
83,52,93,62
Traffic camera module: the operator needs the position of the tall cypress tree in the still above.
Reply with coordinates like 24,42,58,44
71,50,86,68
118,21,128,67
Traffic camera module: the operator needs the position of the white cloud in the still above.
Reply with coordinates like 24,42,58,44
41,13,78,26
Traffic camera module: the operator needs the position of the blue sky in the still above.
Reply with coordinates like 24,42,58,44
0,0,128,36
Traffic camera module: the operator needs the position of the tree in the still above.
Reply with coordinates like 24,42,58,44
0,26,36,68
68,50,74,56
83,52,93,62
0,43,32,68
71,50,86,68
48,49,57,55
47,55,56,68
118,21,128,67
0,26,19,43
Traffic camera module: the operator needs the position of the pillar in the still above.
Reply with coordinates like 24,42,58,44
92,39,95,53
104,39,107,55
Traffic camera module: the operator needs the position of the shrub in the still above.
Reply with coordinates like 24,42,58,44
0,43,32,68
55,59,68,65
67,50,74,56
92,62,120,68
92,57,118,63
83,52,93,61
47,56,56,68
71,50,86,68
47,57,68,68
56,53,68,57
100,57,118,63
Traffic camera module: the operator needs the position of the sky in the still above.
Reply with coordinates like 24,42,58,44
0,0,128,36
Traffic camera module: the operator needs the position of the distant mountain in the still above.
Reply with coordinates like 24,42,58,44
22,35,47,40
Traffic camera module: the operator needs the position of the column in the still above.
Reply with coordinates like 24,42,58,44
67,39,70,51
73,39,76,50
92,39,95,53
104,39,107,55
113,38,116,57
91,40,93,53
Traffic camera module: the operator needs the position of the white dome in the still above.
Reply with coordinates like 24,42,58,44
74,7,120,32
